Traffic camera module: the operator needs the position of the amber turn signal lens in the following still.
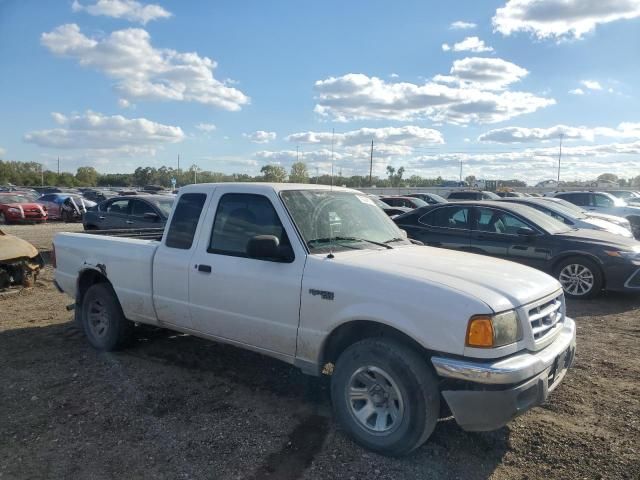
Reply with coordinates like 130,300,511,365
466,316,494,348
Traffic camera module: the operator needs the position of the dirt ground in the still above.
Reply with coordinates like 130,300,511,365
0,222,83,251
0,266,638,480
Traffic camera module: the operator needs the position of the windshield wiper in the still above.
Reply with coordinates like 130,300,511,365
384,237,406,244
308,236,393,249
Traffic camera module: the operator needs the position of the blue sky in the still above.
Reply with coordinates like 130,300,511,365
1,0,640,184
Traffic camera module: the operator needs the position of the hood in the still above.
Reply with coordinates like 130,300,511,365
583,218,633,237
329,245,561,312
556,227,640,248
3,202,45,210
587,212,630,225
0,229,40,261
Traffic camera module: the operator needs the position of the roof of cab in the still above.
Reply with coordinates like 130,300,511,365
177,182,359,194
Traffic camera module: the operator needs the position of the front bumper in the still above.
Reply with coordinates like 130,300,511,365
431,317,576,431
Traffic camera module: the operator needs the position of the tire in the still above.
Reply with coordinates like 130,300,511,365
331,338,440,456
61,210,71,223
80,283,134,351
554,256,603,299
0,212,7,225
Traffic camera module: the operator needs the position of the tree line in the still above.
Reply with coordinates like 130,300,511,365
1,159,638,189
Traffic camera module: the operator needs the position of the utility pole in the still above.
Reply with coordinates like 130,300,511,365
369,139,374,186
330,128,335,188
177,154,180,188
459,159,463,184
316,167,319,184
557,133,563,184
40,164,44,186
57,157,60,176
193,166,198,184
296,145,299,162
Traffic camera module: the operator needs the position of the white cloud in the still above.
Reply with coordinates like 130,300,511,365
314,70,554,124
0,147,5,157
42,24,249,110
493,0,640,40
442,37,494,53
72,0,172,24
581,79,602,90
478,123,640,143
195,123,217,132
23,110,184,156
117,98,131,108
568,88,584,95
389,73,400,78
286,126,444,147
243,130,277,144
439,57,527,90
450,21,477,30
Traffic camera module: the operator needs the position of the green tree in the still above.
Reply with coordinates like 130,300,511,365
289,162,309,183
597,173,618,183
75,166,98,186
260,165,287,183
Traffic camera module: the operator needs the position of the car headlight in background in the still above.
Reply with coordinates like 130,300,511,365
7,207,21,214
466,310,522,348
605,246,640,264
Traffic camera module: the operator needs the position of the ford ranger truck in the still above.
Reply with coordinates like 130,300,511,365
53,183,576,456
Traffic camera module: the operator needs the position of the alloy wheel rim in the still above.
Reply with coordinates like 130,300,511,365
347,366,405,434
88,299,110,338
559,264,594,296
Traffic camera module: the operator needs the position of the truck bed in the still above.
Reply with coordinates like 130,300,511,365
83,227,164,241
54,232,160,324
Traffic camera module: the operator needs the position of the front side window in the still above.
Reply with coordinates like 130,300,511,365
130,200,156,217
593,194,613,207
209,193,290,257
165,193,206,249
476,208,530,234
106,199,130,214
558,192,589,206
419,206,470,229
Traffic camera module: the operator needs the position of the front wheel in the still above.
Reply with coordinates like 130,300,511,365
555,256,603,299
81,283,134,351
331,338,440,456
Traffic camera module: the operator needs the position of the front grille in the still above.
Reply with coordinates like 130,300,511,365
528,293,564,341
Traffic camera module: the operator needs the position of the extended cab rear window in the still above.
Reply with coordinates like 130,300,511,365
165,193,207,249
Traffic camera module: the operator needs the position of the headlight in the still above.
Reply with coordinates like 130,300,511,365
605,246,640,261
7,207,20,213
466,310,522,348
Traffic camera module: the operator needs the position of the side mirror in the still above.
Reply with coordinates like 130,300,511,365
247,235,282,260
517,227,536,236
144,212,160,221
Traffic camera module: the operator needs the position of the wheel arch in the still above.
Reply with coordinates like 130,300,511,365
551,252,606,287
76,267,112,307
319,320,431,373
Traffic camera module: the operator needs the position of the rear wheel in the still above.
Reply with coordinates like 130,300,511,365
81,283,134,351
555,256,603,299
331,338,439,456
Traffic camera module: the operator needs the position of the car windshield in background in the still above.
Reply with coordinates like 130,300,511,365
511,205,573,234
280,190,406,253
151,197,175,217
0,195,29,204
536,200,587,219
410,198,429,207
428,193,447,203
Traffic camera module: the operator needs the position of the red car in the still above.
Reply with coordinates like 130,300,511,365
0,193,48,224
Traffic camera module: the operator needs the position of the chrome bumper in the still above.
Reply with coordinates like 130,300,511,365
431,317,576,385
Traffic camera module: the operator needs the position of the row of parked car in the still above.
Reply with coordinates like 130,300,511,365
376,191,640,299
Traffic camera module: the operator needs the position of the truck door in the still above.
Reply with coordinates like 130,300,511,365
188,188,306,356
152,192,209,329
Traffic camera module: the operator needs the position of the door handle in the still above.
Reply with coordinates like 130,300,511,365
126,220,134,224
98,216,105,220
196,264,212,273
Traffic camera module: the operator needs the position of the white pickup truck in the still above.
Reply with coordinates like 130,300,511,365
53,183,576,455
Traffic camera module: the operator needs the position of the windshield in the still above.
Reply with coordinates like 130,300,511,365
281,190,407,253
407,197,428,207
543,198,588,215
0,195,29,204
427,193,447,203
533,200,587,219
368,195,392,209
151,197,175,217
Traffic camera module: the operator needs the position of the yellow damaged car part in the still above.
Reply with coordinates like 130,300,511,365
0,229,44,289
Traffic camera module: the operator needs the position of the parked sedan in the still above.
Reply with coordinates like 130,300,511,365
607,190,640,206
405,192,448,205
380,196,428,209
447,190,501,200
394,201,640,298
500,197,633,238
0,193,47,224
36,193,96,221
366,195,412,218
549,191,640,238
538,197,633,232
83,195,174,230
